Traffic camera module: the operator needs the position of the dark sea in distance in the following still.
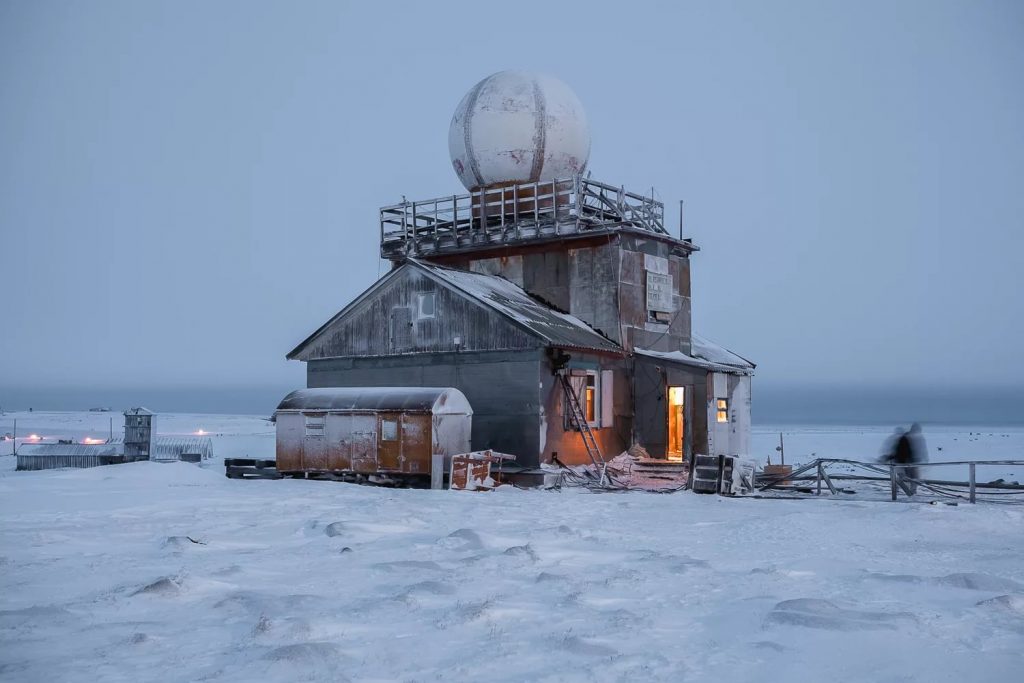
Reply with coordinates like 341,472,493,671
2,384,1022,427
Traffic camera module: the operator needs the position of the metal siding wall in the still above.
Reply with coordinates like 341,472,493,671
275,413,305,471
297,269,539,360
307,350,543,467
567,245,621,343
522,251,571,312
728,374,752,457
633,356,711,458
617,235,693,354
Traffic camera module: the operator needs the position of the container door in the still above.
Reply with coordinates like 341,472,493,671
377,413,402,471
325,414,352,471
400,414,431,474
301,413,328,471
350,415,377,474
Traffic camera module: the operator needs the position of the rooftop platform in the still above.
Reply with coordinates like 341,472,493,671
379,176,696,260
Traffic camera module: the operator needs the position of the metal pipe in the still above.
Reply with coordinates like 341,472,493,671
679,199,684,240
969,463,976,503
890,465,898,501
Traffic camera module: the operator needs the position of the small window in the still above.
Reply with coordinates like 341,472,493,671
716,398,729,423
304,415,325,437
417,292,436,319
585,375,597,423
566,370,601,429
381,418,399,441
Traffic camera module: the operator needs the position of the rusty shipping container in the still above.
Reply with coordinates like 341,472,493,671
275,387,472,481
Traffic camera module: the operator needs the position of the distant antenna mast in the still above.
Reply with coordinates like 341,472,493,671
678,200,684,240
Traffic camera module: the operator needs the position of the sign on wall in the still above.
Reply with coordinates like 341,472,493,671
646,271,674,313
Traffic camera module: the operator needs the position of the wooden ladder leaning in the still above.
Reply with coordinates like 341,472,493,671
557,372,608,485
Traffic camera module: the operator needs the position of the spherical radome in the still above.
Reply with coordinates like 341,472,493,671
448,71,590,191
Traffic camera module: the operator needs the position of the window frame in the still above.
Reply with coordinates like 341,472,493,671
416,292,436,320
565,368,602,430
304,414,326,437
716,398,729,424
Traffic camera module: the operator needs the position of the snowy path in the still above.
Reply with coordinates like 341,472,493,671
2,455,1023,682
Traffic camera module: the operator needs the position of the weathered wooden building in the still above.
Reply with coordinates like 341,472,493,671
286,71,754,474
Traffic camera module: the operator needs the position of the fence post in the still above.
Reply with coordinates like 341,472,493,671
816,462,822,496
890,465,898,501
969,463,976,504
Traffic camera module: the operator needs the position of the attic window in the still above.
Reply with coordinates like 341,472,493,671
417,292,436,320
716,398,729,423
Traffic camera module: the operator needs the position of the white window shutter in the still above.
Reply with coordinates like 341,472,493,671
600,370,614,428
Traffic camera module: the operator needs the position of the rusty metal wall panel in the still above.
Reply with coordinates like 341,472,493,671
324,414,353,471
295,268,539,361
400,414,432,474
350,415,377,473
275,413,304,472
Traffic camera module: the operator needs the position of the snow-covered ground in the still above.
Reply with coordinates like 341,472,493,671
1,413,1022,682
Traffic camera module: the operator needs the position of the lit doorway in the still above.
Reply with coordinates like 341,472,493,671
667,386,685,461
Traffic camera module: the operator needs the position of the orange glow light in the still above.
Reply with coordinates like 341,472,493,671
27,434,40,441
82,437,105,445
195,429,207,436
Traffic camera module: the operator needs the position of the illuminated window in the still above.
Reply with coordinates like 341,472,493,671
381,418,399,441
716,398,729,423
566,370,601,429
304,415,325,437
585,375,596,423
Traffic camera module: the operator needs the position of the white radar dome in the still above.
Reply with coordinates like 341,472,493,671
448,70,591,191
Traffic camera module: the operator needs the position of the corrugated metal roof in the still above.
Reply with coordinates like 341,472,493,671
635,335,755,375
124,407,154,415
276,387,472,414
108,436,214,458
18,443,121,457
412,260,622,354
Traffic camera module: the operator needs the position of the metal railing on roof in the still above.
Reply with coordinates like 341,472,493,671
379,176,668,259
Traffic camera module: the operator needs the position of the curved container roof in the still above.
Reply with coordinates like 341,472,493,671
276,387,473,415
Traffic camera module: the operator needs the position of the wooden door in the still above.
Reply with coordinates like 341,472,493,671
377,413,402,471
349,415,377,474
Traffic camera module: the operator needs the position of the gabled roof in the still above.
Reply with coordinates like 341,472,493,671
124,407,154,416
287,259,622,360
411,260,621,354
635,334,755,375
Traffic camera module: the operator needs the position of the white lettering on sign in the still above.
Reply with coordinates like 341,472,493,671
646,271,674,313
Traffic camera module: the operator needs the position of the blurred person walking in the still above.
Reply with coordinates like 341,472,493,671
881,423,928,496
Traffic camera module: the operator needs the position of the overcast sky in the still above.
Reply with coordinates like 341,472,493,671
2,0,1022,396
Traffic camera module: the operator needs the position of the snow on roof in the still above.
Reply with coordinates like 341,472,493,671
18,443,122,457
109,436,213,458
276,387,473,414
412,260,621,354
124,407,154,416
635,334,755,374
